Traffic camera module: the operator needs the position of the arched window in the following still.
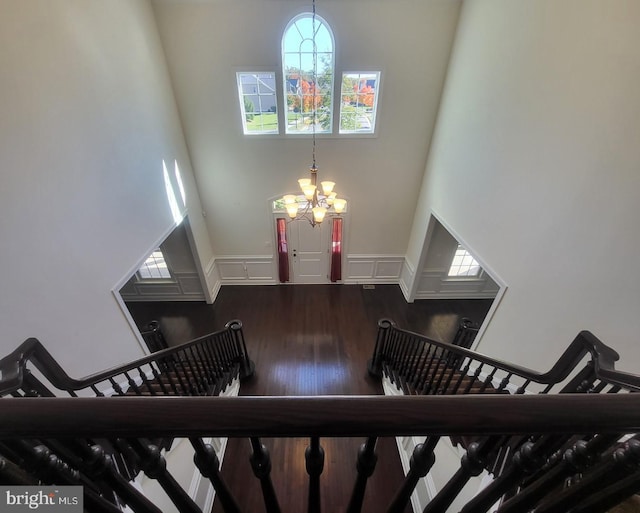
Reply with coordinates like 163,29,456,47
282,13,334,134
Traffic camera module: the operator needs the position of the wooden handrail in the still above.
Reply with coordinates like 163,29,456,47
1,394,640,438
373,319,640,389
0,320,249,394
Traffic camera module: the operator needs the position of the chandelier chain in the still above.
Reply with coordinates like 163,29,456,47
280,0,346,226
312,0,317,169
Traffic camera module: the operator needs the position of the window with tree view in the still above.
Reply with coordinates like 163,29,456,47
282,13,334,134
237,72,279,135
339,72,380,134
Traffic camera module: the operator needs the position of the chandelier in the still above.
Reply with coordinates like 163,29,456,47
281,0,346,227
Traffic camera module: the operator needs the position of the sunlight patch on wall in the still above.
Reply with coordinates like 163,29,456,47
163,160,183,224
174,160,186,206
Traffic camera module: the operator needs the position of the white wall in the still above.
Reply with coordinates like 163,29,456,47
407,0,640,372
0,0,213,375
151,0,461,257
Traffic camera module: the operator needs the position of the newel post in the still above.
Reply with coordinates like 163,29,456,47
368,319,395,378
226,320,255,380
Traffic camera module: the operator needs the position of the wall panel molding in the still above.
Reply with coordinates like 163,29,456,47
344,255,405,284
215,255,277,285
120,271,206,302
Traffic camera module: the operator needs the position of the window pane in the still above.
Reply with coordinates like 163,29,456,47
339,72,380,134
237,72,279,135
139,250,171,280
282,14,334,134
448,244,481,278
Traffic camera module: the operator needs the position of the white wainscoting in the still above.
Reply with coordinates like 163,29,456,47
214,256,277,285
414,270,500,300
119,271,206,302
206,255,407,302
399,259,415,302
343,255,405,284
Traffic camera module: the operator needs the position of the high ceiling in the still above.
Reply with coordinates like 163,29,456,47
151,0,462,256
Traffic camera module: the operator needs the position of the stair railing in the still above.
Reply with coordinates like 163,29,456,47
368,318,631,396
0,320,254,513
0,319,254,399
1,394,640,513
2,321,640,513
368,318,640,513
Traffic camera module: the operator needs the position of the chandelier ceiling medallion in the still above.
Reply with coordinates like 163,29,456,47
281,0,346,227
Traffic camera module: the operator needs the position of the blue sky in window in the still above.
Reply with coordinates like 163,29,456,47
283,15,332,73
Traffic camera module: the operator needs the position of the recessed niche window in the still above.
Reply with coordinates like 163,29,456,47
339,72,380,134
236,72,279,134
448,245,481,278
138,250,171,280
282,13,334,134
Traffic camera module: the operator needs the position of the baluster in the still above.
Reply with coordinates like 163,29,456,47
90,443,162,513
193,345,212,391
138,367,156,396
423,439,495,513
515,378,531,395
459,439,547,513
196,344,216,386
160,359,181,395
497,434,621,513
397,332,413,378
107,376,123,397
438,355,461,394
388,330,402,369
418,346,440,394
30,444,124,513
91,384,105,397
150,363,169,395
190,437,241,513
124,371,142,395
199,340,219,386
0,454,39,484
432,355,456,394
346,436,378,513
409,341,429,390
175,355,199,395
557,364,596,393
165,357,189,395
6,440,142,513
186,347,208,394
386,436,439,513
447,354,472,395
249,437,281,513
404,340,424,388
220,331,235,367
211,337,227,376
534,438,640,513
462,363,484,395
496,373,513,394
128,438,202,513
306,436,325,513
477,367,498,393
5,441,68,485
568,471,640,513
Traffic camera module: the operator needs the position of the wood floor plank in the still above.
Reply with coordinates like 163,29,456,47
125,285,494,512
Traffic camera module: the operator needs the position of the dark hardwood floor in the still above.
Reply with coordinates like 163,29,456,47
126,285,494,513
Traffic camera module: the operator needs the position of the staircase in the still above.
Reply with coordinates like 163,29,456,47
1,318,640,513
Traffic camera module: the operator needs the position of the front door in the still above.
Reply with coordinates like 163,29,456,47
288,219,330,283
